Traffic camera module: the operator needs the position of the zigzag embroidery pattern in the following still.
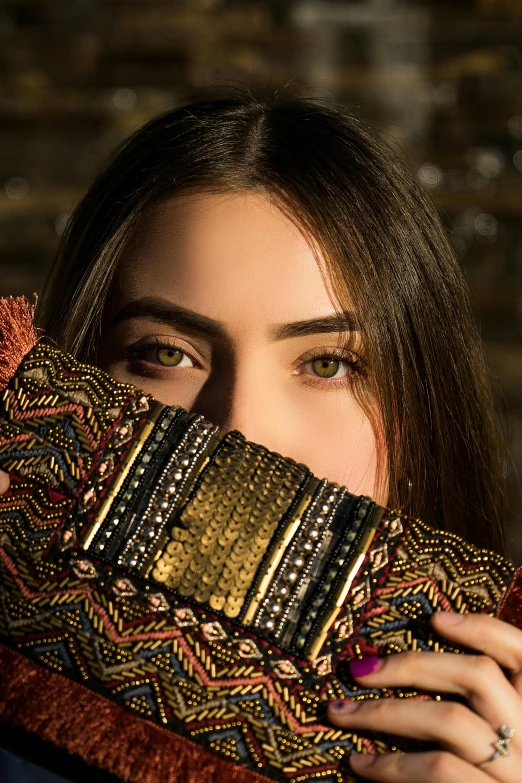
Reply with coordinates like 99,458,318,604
0,504,515,782
0,340,517,783
0,341,153,554
0,527,381,782
343,518,513,661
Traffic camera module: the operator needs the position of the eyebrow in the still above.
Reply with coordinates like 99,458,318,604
112,297,358,342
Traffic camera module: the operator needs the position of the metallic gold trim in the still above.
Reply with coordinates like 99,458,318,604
306,504,385,660
81,403,164,550
242,476,321,626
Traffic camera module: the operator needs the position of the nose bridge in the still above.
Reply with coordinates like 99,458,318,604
221,358,271,441
192,339,289,451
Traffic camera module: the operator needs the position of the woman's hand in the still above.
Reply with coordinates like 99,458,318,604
327,612,522,782
0,469,9,494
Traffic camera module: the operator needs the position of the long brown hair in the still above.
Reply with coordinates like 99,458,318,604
40,85,506,553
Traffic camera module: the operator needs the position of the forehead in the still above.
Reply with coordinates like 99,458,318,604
118,190,343,327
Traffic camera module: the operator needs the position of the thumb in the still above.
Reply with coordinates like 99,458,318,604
0,469,10,495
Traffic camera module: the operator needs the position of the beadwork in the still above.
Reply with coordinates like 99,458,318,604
0,338,520,783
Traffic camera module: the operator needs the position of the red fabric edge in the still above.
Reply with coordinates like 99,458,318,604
496,566,522,629
0,642,270,783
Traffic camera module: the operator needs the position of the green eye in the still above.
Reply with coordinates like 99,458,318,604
156,347,184,367
311,358,340,378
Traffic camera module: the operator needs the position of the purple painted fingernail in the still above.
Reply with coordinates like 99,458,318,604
329,699,360,713
349,655,383,678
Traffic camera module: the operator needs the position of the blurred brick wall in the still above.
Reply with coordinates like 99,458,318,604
1,0,521,558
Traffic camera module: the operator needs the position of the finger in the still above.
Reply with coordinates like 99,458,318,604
432,612,522,677
0,469,9,495
349,751,492,783
346,651,522,728
328,698,501,767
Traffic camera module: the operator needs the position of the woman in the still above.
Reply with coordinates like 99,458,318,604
1,85,521,782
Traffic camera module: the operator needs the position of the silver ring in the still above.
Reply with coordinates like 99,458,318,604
478,724,515,768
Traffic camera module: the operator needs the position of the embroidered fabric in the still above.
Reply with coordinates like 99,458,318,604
0,335,520,783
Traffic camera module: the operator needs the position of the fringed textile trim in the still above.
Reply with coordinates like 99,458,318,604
0,296,40,391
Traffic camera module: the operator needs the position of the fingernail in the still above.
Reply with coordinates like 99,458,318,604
349,655,383,678
328,699,360,713
350,754,376,769
436,611,464,625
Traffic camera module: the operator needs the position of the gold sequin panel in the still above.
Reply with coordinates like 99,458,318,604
150,430,310,619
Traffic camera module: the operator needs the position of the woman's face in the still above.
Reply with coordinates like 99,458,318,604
98,190,388,503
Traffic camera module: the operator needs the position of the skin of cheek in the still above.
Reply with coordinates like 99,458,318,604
98,191,389,505
255,383,383,499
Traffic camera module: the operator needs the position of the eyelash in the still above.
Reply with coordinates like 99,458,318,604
295,345,364,389
123,337,364,388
